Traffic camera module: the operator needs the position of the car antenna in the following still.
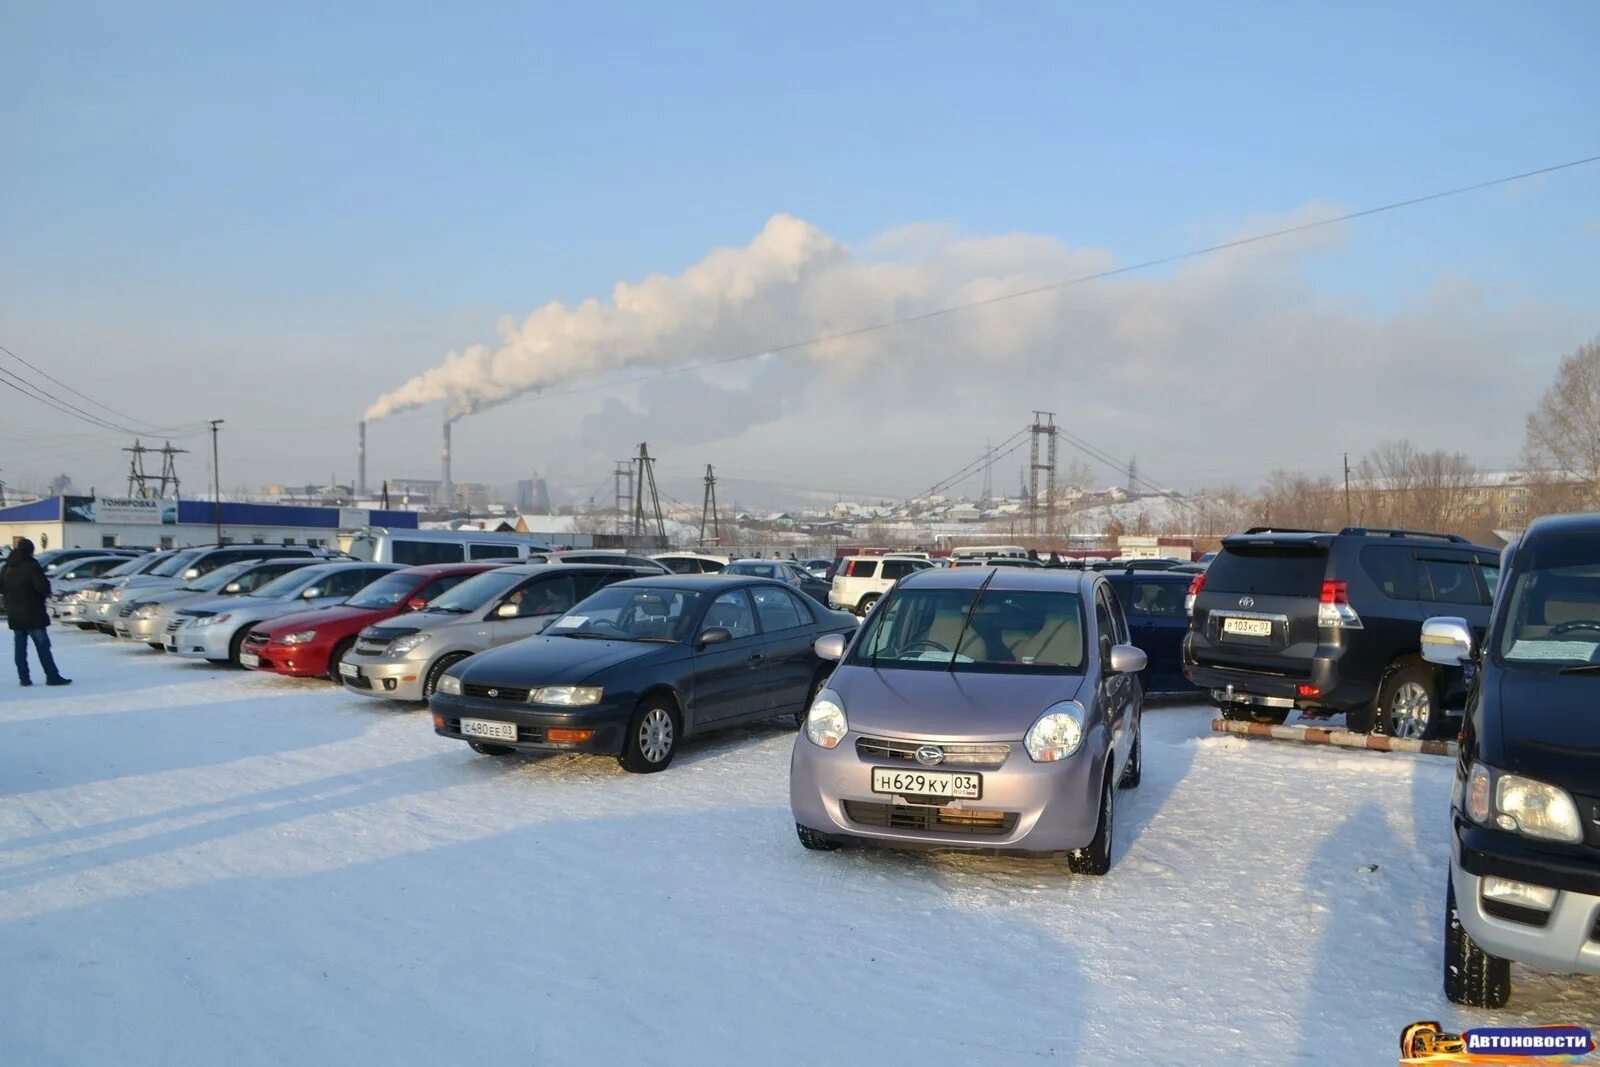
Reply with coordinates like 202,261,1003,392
947,570,998,673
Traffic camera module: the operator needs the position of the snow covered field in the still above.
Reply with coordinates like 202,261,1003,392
2,630,1595,1065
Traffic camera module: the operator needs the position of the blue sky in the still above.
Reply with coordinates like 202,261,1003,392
1,2,1596,500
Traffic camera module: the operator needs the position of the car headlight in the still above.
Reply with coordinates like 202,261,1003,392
436,674,462,696
388,633,432,656
805,689,847,748
133,605,160,619
1461,763,1583,844
531,685,603,706
196,613,231,628
279,630,317,646
1024,701,1085,762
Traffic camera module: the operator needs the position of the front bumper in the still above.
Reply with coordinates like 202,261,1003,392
340,655,429,702
428,692,630,755
117,614,168,641
789,731,1107,853
240,641,331,677
168,622,234,660
1451,825,1600,974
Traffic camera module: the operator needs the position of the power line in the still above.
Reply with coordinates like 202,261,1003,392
0,347,204,437
473,152,1600,413
0,342,189,434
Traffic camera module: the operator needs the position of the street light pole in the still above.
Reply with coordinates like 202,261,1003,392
209,419,225,544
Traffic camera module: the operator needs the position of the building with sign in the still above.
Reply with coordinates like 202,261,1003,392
0,496,419,553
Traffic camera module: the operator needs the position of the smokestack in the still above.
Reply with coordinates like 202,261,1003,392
441,420,453,512
357,420,367,498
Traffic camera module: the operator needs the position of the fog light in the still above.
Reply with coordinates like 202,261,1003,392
1482,876,1557,912
432,714,444,730
547,728,594,743
383,678,396,691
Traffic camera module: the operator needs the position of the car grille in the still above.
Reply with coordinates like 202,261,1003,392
841,801,1017,837
119,603,140,618
165,619,185,634
855,736,1011,769
463,683,532,703
245,631,270,646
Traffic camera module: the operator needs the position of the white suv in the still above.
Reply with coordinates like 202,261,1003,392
829,555,934,614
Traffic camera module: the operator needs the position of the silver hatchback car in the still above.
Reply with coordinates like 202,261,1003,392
789,567,1147,874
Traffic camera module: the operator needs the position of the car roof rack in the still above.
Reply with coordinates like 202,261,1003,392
1338,526,1469,543
1241,526,1325,535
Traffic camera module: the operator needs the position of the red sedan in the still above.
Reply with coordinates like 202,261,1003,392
240,563,500,680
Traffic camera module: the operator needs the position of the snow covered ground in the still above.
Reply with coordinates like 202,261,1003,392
1,630,1595,1065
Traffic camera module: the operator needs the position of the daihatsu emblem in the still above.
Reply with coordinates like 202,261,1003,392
487,689,499,698
1238,596,1255,608
914,745,944,766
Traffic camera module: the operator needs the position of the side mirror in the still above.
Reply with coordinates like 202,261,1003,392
224,583,241,594
814,633,847,662
1421,616,1474,666
406,597,429,612
1109,644,1147,674
696,627,732,649
496,603,519,618
301,587,322,599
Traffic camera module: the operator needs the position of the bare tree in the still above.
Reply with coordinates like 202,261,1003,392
1352,440,1479,534
1523,335,1600,510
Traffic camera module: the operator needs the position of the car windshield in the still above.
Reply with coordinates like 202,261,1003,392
346,572,421,610
425,570,525,613
249,568,325,598
852,586,1086,673
152,550,203,577
1498,543,1600,669
104,557,151,578
726,562,775,577
547,586,704,642
181,561,256,592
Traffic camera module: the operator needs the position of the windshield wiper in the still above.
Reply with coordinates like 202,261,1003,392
1557,663,1600,675
430,606,472,614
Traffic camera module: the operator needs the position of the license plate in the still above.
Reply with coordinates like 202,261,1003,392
870,767,982,799
460,718,517,742
239,652,260,668
1222,617,1273,638
339,661,360,679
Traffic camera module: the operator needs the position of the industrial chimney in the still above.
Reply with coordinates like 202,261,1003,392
357,420,367,498
441,420,453,512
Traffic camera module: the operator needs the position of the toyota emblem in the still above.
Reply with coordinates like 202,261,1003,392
1238,596,1255,609
487,688,499,698
914,745,944,766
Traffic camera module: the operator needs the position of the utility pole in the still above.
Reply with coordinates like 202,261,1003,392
700,464,720,545
613,460,634,538
1028,412,1058,536
209,419,225,544
631,443,666,547
157,441,187,499
1343,452,1352,525
980,436,993,506
1127,456,1138,496
124,439,155,498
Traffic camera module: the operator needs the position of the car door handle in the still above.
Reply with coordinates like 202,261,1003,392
747,653,766,664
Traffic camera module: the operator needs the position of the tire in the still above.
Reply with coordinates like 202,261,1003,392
857,594,880,617
1444,875,1511,1007
1220,702,1288,726
1120,717,1143,788
619,698,680,773
422,653,469,701
796,823,841,851
1372,662,1443,739
227,626,251,667
1067,772,1116,875
325,638,356,682
468,741,515,756
795,669,829,729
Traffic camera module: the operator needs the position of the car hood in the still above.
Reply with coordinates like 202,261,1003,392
830,666,1085,742
182,595,341,622
260,604,390,637
1493,669,1600,788
458,635,680,687
373,609,474,635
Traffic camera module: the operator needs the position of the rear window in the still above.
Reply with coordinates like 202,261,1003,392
393,540,465,565
1206,545,1327,597
846,559,878,578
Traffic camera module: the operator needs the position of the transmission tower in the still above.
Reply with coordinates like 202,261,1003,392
699,464,721,545
157,440,188,498
980,436,993,505
1127,455,1138,496
631,443,666,547
613,460,635,537
124,440,155,498
1027,412,1058,536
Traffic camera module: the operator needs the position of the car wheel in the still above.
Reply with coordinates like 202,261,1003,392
468,741,515,756
1067,772,1116,875
1119,717,1142,788
1444,876,1510,1007
1374,663,1442,739
227,626,251,667
857,594,880,617
619,699,679,773
422,653,468,701
796,823,840,851
795,669,829,729
325,638,356,682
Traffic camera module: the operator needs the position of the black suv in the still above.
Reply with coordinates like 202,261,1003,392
1422,513,1600,1007
1183,526,1499,736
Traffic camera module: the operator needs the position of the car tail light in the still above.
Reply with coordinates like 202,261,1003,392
1185,573,1205,616
1317,579,1363,629
1297,683,1321,698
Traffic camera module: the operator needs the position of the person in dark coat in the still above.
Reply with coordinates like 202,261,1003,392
2,539,70,687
